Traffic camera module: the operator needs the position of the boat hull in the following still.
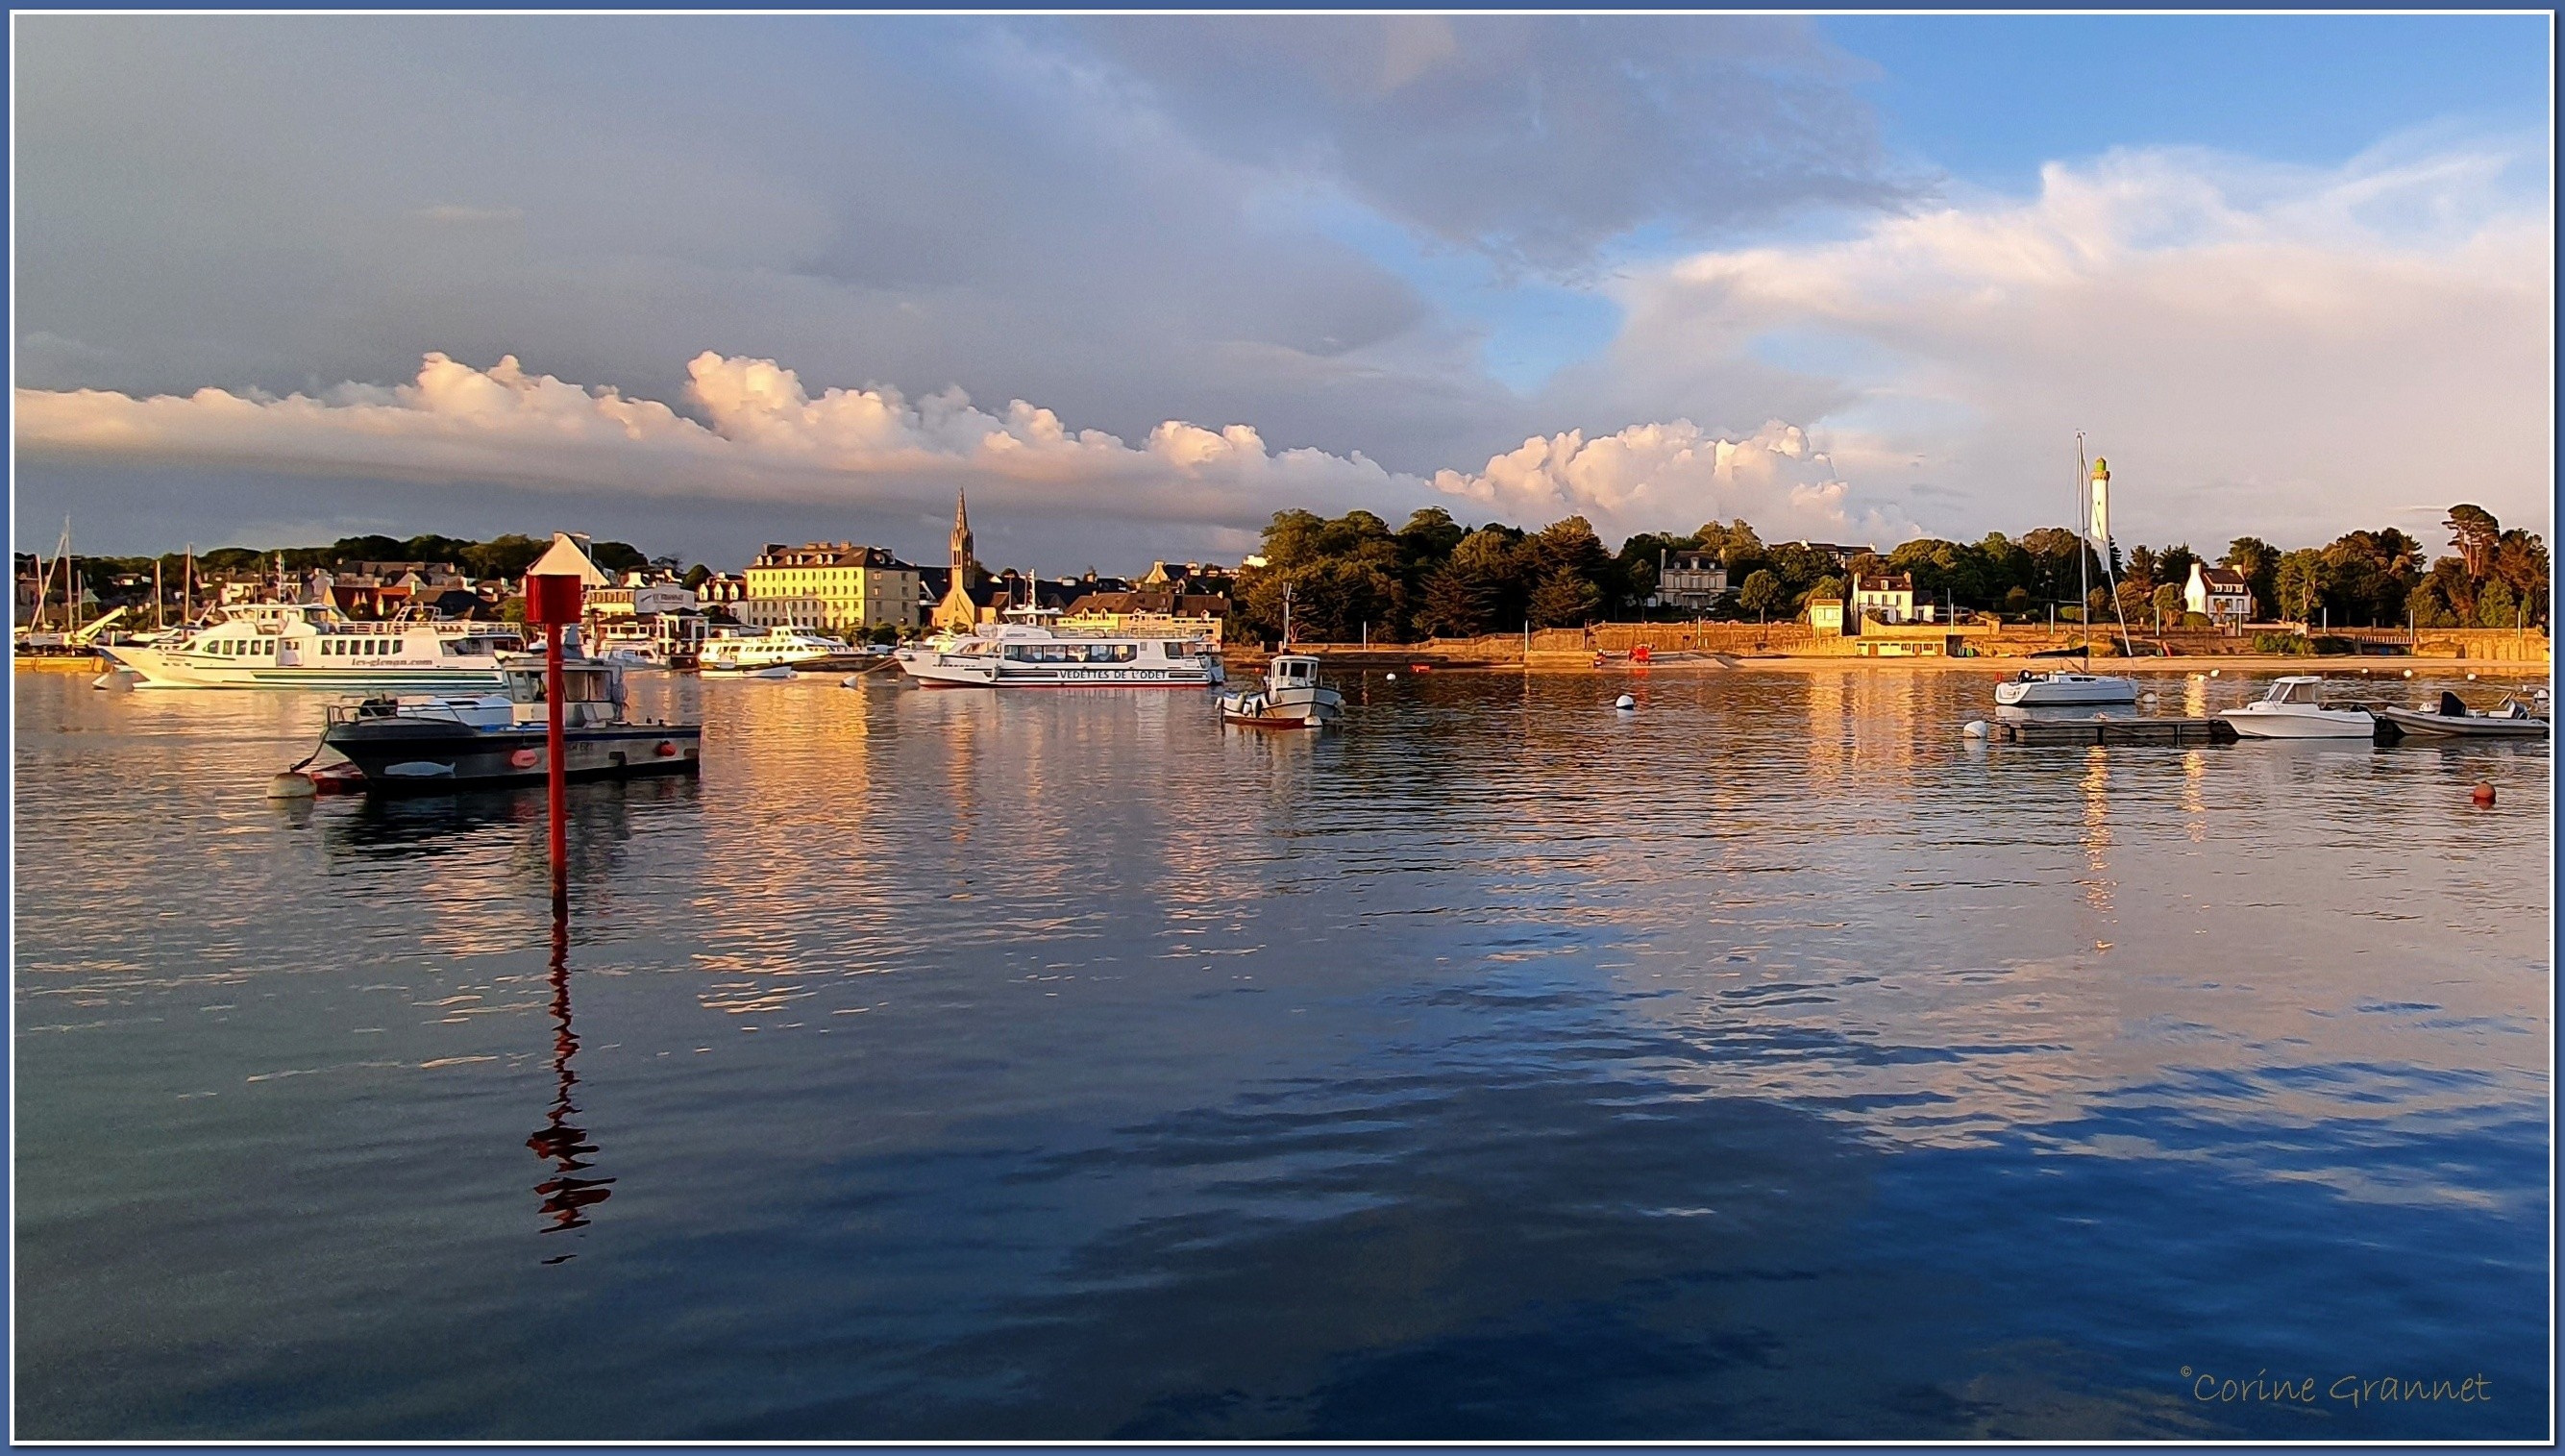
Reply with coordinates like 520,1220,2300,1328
1994,674,2139,706
2374,707,2551,740
1219,679,1343,727
320,719,703,791
901,660,1221,688
98,644,507,692
2220,707,2376,739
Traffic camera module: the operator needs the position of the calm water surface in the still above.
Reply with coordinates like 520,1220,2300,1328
13,665,2552,1439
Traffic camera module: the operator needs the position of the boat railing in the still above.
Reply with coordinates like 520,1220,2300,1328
324,696,509,727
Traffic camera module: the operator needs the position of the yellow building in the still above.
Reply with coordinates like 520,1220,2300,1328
744,543,921,634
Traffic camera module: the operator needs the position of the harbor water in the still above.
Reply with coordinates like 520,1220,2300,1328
13,666,2551,1439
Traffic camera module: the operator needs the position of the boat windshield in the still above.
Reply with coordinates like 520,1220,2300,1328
2269,680,2321,704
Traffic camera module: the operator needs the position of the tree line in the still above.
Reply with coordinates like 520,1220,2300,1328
1233,503,2549,644
20,532,689,606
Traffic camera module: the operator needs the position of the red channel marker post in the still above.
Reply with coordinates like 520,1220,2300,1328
526,572,585,907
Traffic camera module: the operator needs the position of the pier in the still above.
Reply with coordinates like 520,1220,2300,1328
1987,715,2239,746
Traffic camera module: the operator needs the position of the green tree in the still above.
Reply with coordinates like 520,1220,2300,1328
2477,577,2520,629
2150,581,2184,629
1528,567,1602,628
682,563,713,590
2221,537,2280,620
1413,564,1492,638
2446,504,2502,576
2273,549,2328,625
1737,569,1784,621
590,541,649,576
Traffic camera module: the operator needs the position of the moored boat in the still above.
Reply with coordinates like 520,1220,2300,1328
898,621,1223,688
1995,670,2139,707
699,625,850,673
2220,676,2376,739
98,603,524,690
1220,654,1342,728
2376,691,2551,741
303,654,701,792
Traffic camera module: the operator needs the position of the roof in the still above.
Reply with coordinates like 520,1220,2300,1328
1062,590,1229,618
2199,566,2250,589
750,542,917,570
526,532,613,587
1854,573,1914,592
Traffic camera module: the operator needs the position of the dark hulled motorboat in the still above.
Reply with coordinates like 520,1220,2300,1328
311,655,702,792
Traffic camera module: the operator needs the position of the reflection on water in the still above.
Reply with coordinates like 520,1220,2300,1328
528,903,612,1250
12,666,2551,1440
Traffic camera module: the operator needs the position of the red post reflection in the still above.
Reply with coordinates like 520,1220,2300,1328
528,898,611,1256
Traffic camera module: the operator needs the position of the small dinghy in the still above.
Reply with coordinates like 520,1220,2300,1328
746,665,797,680
2376,691,2551,741
1221,654,1343,728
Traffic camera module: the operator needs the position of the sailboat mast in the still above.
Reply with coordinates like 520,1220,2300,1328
2075,434,2089,670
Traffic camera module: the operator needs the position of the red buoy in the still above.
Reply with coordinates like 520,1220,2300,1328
2472,782,2497,807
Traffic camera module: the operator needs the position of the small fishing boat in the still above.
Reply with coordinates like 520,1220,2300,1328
1220,654,1342,728
284,654,701,794
2220,676,2375,739
2376,691,2552,740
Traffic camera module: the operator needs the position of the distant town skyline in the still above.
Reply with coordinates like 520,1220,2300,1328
13,13,2551,564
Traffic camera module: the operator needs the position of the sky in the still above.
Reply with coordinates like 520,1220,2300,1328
12,12,2553,571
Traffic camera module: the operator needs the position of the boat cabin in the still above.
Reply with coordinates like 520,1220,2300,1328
502,659,627,727
2259,677,2326,705
1269,655,1320,686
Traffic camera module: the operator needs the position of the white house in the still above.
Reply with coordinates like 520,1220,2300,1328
2184,562,2254,625
1851,573,1936,625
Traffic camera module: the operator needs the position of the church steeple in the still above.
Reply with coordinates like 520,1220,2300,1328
950,488,975,580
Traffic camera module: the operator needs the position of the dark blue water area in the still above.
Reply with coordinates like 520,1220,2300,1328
13,668,2553,1440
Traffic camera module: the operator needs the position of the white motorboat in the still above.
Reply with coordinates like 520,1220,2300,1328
96,603,525,691
2375,691,2552,741
699,625,849,673
897,622,1223,688
2221,676,2377,739
1994,669,2139,707
1220,654,1343,728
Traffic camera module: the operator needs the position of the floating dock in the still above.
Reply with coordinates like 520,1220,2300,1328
1988,716,2238,746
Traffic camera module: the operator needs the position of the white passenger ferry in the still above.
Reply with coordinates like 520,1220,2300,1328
698,625,851,673
96,604,526,690
897,622,1223,688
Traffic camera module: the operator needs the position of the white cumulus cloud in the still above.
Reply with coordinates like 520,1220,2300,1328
1559,136,2553,545
14,352,1901,545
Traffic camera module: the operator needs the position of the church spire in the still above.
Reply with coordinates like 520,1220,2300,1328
950,488,974,580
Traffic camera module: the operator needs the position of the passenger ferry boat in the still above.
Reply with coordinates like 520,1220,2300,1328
97,604,525,690
698,625,851,673
897,621,1223,688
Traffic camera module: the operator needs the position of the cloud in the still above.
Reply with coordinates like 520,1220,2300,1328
1432,421,1910,544
1558,136,2553,544
15,352,1901,546
1073,15,1907,273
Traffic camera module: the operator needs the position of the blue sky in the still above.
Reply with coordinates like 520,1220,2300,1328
13,14,2553,564
1370,12,2553,401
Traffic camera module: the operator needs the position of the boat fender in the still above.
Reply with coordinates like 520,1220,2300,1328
1962,720,1987,739
655,741,678,757
2472,782,2496,807
509,748,543,770
1614,694,1636,711
266,772,317,801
